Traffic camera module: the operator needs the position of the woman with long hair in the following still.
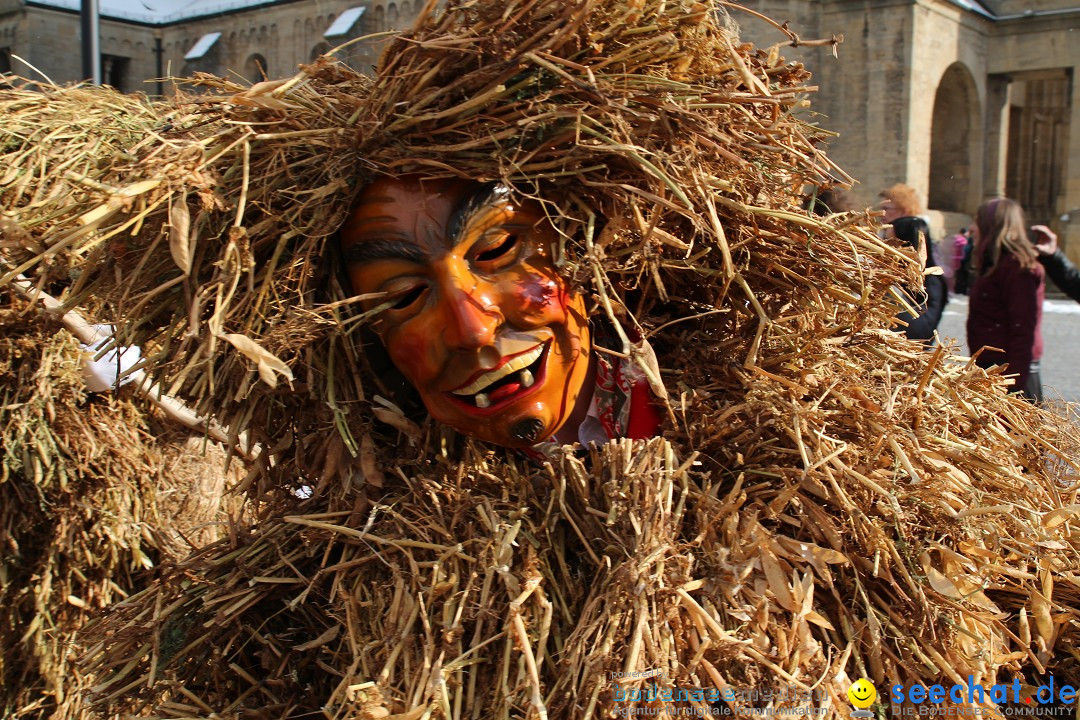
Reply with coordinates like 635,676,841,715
966,197,1045,401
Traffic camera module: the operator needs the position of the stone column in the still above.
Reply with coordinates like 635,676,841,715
1062,69,1080,260
982,73,1011,201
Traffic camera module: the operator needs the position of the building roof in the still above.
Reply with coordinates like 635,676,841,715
28,0,281,25
184,30,220,58
946,0,995,18
324,6,363,37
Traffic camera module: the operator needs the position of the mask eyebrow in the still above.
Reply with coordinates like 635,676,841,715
447,182,513,245
343,237,429,265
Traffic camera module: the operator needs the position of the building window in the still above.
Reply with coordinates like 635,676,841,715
245,53,268,82
0,47,12,74
102,54,130,92
310,42,331,61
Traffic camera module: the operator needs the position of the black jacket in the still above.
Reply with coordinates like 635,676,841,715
891,216,949,342
1038,249,1080,303
897,274,948,342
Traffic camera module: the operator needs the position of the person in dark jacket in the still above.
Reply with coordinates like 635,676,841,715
1031,225,1080,302
966,198,1045,402
890,215,948,342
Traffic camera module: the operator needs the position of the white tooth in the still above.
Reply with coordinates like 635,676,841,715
519,368,534,388
474,393,490,409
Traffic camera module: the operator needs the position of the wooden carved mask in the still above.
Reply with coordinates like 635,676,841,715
340,176,593,447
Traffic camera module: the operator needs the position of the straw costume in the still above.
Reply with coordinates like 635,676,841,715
2,0,1080,717
0,290,241,719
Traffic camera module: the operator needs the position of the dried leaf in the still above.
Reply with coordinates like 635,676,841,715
1042,504,1080,528
796,571,814,615
759,547,797,613
1030,590,1054,649
168,194,192,275
360,433,385,488
778,537,849,566
632,339,668,401
803,610,835,631
294,624,340,651
115,178,162,198
384,708,428,720
372,407,421,444
920,552,961,599
222,333,293,388
993,652,1029,664
230,83,298,111
242,77,291,96
1036,540,1068,550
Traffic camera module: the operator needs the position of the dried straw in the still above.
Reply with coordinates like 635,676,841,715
2,0,1080,717
0,289,243,719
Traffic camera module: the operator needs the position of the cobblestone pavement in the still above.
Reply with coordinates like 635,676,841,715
937,295,1080,403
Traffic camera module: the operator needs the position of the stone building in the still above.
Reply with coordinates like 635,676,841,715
1,0,1077,255
739,0,1080,257
0,0,417,95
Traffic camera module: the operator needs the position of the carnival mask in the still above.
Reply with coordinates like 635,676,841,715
340,177,593,447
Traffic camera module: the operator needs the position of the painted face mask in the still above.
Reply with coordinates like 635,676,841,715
339,176,593,448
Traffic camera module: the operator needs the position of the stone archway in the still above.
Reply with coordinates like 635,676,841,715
245,53,268,82
929,62,980,214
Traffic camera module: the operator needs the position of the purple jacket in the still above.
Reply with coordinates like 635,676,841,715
967,252,1044,391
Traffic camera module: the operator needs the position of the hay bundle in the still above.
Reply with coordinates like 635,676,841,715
3,1,1080,717
0,288,241,718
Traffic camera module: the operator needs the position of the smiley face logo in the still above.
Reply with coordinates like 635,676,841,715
847,678,877,709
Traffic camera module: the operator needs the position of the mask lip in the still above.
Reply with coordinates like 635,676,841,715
442,341,551,417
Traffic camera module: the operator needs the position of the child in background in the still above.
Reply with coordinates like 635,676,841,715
952,228,974,295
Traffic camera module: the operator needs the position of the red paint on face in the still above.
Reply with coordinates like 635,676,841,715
339,176,592,447
515,275,559,316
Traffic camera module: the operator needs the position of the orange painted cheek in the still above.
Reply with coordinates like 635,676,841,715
346,266,371,297
384,325,443,388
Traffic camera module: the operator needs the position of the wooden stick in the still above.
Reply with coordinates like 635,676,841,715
9,274,256,459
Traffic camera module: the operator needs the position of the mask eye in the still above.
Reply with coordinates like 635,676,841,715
474,234,519,263
388,284,426,311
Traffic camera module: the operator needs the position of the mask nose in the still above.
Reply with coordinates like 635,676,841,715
439,272,504,351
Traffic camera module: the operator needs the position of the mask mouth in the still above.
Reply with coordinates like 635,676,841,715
447,342,549,412
451,342,544,396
